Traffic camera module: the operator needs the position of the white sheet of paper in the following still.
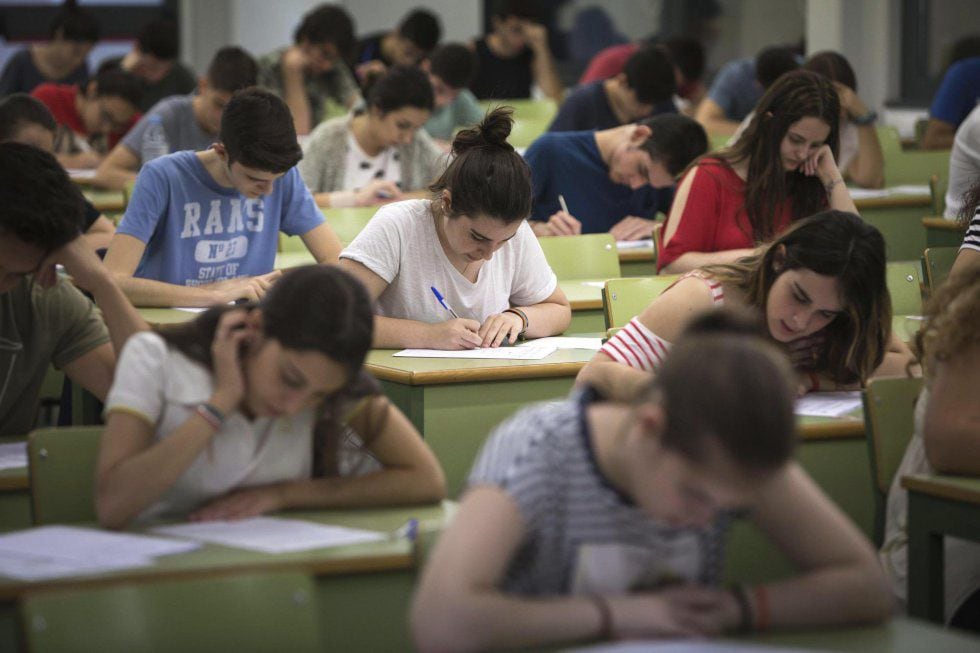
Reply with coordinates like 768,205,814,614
888,184,930,196
847,188,891,200
0,442,27,471
616,239,654,250
175,307,208,313
582,281,606,288
67,168,97,180
0,526,199,580
518,337,603,350
393,346,557,360
795,391,863,417
566,641,819,653
152,517,385,554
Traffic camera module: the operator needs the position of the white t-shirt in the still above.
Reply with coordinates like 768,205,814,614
105,331,376,524
730,113,859,173
340,199,558,324
944,104,980,219
342,131,403,193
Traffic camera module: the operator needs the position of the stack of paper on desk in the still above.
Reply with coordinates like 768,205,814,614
152,517,385,554
795,391,863,418
0,441,27,471
0,526,200,580
394,346,557,360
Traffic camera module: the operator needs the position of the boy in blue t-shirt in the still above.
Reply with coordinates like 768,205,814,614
105,88,342,307
526,114,707,240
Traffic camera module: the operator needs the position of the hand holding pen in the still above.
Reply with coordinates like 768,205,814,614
541,194,582,236
430,286,482,350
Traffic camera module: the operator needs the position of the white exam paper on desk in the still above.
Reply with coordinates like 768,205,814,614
0,441,27,471
615,238,654,250
152,517,385,554
0,525,199,580
566,640,816,652
795,391,862,418
394,346,557,360
518,337,603,350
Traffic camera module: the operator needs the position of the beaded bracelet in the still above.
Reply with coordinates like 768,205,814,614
195,403,226,431
503,307,529,338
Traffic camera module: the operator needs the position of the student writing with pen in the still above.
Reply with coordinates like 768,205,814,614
339,108,571,350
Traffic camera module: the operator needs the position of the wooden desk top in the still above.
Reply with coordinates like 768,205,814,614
617,247,655,263
855,194,931,210
560,280,604,310
902,474,980,505
82,189,126,213
0,502,453,601
922,216,964,232
366,348,596,386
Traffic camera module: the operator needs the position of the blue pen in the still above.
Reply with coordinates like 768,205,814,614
430,286,459,319
395,518,419,542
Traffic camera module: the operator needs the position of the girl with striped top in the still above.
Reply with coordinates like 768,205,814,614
410,309,891,651
578,211,916,401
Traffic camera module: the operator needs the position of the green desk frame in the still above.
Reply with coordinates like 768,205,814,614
904,474,980,624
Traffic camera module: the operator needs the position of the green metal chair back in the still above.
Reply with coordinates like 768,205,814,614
22,572,322,653
280,207,376,252
862,376,923,545
480,99,558,148
28,426,102,525
923,246,960,295
537,233,622,281
886,260,925,316
602,276,679,330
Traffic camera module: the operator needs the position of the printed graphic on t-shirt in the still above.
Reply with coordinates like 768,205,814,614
178,198,265,285
570,541,699,594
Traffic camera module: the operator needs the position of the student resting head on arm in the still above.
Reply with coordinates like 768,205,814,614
579,210,917,402
660,70,858,274
340,107,572,350
880,264,980,629
421,43,483,144
104,87,343,309
96,264,447,530
0,93,115,252
299,65,446,208
411,308,892,652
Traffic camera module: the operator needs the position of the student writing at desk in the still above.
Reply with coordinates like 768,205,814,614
525,114,707,241
659,71,857,274
0,94,115,252
340,109,570,350
96,265,446,528
411,310,891,651
881,238,980,631
104,88,342,308
578,212,915,402
0,143,146,437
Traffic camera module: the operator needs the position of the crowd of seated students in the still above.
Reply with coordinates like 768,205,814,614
4,0,980,647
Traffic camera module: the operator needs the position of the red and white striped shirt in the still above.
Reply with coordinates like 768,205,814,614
599,271,725,371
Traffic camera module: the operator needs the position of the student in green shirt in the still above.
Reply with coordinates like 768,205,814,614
0,143,146,436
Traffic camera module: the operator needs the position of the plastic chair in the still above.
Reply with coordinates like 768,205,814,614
280,207,376,252
22,571,323,653
922,215,966,248
862,376,924,545
602,276,679,329
28,426,102,525
886,260,925,316
923,246,960,295
481,99,558,149
537,233,621,281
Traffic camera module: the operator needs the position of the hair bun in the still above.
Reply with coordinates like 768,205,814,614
451,106,514,156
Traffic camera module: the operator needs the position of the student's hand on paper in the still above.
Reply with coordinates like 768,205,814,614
478,311,524,347
786,332,826,368
607,590,719,639
354,180,403,206
207,270,282,304
189,485,285,521
656,585,741,635
799,144,841,186
209,309,250,411
609,216,656,241
37,235,108,290
540,210,581,236
429,318,483,350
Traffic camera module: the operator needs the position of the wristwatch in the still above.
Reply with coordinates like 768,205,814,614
851,110,878,126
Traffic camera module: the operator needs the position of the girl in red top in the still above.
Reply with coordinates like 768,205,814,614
659,70,858,273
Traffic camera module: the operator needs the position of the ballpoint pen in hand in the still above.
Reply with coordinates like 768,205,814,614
430,286,459,319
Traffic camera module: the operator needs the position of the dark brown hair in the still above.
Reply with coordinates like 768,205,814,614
705,210,890,386
155,265,386,477
429,106,531,224
220,88,301,173
643,307,797,474
714,70,840,242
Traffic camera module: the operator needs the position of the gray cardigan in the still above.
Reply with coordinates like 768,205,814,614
298,114,448,193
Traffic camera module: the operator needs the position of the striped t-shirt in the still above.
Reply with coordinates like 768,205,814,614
962,207,980,253
599,270,725,371
468,387,731,596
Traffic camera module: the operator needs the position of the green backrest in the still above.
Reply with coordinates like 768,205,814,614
281,207,376,252
602,276,679,329
886,260,925,316
22,572,322,653
923,246,959,295
28,426,102,525
538,233,621,281
481,99,558,148
862,376,924,545
877,125,951,187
